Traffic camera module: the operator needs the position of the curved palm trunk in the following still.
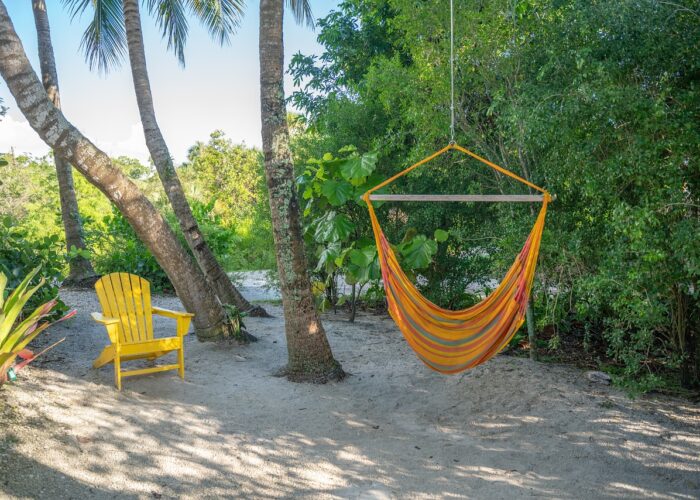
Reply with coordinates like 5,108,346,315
259,0,343,382
0,1,226,339
31,0,96,285
121,0,268,319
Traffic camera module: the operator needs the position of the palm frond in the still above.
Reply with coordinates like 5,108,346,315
286,0,314,28
188,0,245,46
145,0,189,65
63,0,127,73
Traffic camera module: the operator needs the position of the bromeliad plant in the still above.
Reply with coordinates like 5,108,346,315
298,147,448,320
222,303,250,342
0,267,74,384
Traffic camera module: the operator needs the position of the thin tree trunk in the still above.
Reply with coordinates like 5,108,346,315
121,0,268,319
259,0,343,382
673,285,698,388
31,0,96,285
350,283,357,323
0,1,227,339
526,300,537,361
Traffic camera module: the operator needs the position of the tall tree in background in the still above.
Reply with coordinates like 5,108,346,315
0,0,229,339
31,0,96,285
259,0,343,382
66,0,268,318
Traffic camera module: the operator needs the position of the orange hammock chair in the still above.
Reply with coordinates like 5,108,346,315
363,143,552,374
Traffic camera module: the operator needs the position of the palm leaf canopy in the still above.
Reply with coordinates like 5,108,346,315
63,0,248,71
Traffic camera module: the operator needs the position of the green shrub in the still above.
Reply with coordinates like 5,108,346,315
86,207,173,292
0,218,68,320
180,131,276,271
298,147,449,315
180,198,275,272
85,198,270,293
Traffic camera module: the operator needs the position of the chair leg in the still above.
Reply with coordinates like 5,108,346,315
178,344,185,380
93,345,115,369
114,349,122,391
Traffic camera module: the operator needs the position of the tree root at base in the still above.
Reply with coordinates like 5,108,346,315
273,362,346,384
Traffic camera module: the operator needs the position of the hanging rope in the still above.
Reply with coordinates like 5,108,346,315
449,0,455,143
365,144,552,199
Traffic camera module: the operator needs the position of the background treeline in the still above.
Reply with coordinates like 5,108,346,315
2,0,698,392
1,130,276,294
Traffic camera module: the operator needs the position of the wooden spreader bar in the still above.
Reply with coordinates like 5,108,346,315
368,194,546,202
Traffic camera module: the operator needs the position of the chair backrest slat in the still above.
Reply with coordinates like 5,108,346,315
129,273,153,339
95,275,124,340
132,274,154,341
109,274,133,342
95,273,154,344
119,273,140,341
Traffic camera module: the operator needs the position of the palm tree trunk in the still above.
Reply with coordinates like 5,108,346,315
0,1,227,339
121,0,268,319
31,0,96,285
259,0,343,382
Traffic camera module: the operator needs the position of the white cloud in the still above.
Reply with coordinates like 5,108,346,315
91,122,150,165
0,114,151,165
0,114,50,157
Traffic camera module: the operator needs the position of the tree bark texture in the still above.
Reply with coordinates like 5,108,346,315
31,0,96,284
121,0,268,318
0,1,227,338
259,0,343,382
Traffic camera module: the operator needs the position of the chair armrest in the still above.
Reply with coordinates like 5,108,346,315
91,312,120,325
92,312,121,344
152,307,194,338
152,307,195,319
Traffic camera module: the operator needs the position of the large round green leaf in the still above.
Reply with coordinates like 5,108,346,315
313,212,356,243
321,179,353,206
399,236,437,270
340,152,378,182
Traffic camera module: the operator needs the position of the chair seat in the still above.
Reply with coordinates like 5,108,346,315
93,337,182,368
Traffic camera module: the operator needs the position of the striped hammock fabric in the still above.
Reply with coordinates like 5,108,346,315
363,143,551,374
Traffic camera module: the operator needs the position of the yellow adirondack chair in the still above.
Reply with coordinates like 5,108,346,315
92,273,194,390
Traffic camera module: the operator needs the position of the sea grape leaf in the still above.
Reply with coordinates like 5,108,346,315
434,229,449,242
346,246,380,284
399,235,437,269
313,212,355,243
349,246,376,267
315,242,341,272
340,151,378,182
321,179,353,206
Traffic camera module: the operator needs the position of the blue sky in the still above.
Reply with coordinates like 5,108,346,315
0,0,338,164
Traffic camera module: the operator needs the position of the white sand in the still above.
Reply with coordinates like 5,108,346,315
1,288,699,499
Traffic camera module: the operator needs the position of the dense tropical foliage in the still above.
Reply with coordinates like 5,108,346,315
287,0,700,390
1,132,275,291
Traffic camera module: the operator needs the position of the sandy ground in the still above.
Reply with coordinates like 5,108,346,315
230,271,280,302
1,287,699,499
